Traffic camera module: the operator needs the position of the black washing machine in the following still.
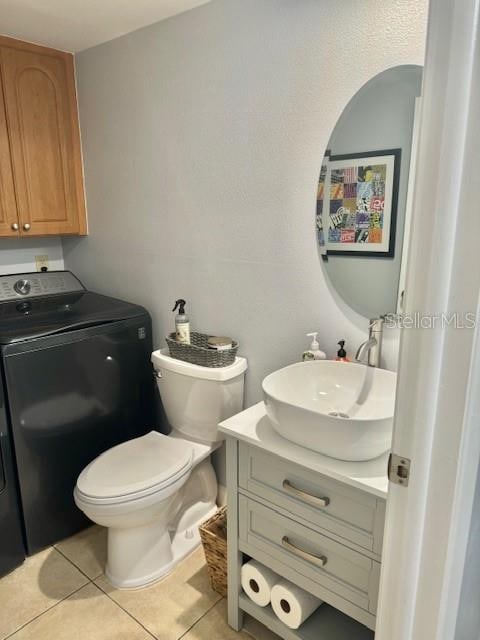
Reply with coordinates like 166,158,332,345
0,381,24,576
0,270,155,568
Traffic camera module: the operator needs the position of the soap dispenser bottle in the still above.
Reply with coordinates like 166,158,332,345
302,332,326,361
335,340,350,362
172,299,190,344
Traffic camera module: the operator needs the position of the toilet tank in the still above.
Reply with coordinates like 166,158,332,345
151,349,247,444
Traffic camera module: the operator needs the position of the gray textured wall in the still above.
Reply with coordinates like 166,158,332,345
63,0,426,465
324,65,422,318
0,238,64,274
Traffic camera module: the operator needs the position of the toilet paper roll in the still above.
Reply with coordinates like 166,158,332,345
240,560,279,607
271,579,323,629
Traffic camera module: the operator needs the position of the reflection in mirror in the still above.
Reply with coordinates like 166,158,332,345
317,65,423,318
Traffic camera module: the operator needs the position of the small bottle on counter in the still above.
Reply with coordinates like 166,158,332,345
302,332,326,361
335,340,350,362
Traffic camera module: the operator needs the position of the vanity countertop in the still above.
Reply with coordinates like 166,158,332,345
219,402,389,499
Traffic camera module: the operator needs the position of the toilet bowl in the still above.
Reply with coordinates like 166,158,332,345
74,348,247,589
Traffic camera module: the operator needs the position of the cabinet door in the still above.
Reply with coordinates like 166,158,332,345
0,41,86,236
0,82,19,236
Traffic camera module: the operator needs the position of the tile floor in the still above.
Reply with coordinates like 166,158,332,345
0,526,280,640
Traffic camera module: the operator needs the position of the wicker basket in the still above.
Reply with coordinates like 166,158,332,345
166,332,238,368
199,506,228,597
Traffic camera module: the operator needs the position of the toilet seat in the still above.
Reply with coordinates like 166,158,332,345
76,431,193,504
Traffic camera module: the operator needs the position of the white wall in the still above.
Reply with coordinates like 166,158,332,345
0,238,64,275
63,0,427,408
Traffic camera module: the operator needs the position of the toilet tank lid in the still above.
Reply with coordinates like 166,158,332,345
151,348,247,381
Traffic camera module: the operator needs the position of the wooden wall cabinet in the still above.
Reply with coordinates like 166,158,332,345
0,36,87,237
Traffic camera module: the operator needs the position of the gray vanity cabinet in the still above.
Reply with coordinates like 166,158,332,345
239,445,385,557
225,437,385,639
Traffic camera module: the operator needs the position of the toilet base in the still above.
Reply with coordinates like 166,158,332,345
169,503,218,569
105,504,218,590
106,515,173,590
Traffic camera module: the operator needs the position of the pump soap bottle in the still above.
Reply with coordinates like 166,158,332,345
302,332,326,361
172,299,190,344
335,340,350,362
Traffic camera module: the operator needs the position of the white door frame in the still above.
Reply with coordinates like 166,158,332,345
376,0,480,638
396,97,421,313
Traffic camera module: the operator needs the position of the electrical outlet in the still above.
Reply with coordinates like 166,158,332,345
35,255,49,272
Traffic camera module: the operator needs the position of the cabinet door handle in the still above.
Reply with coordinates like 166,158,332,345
282,479,330,507
282,536,327,568
23,223,31,231
11,222,19,231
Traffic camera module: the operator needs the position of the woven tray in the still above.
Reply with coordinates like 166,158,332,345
166,332,238,368
199,506,227,597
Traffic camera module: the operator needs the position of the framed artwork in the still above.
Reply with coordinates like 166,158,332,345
321,148,401,257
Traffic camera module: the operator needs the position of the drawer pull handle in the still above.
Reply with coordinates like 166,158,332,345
282,536,327,568
282,480,330,507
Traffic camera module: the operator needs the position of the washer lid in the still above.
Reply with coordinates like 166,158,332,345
0,289,149,345
76,432,193,499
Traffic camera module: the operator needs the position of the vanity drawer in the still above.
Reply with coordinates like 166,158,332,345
239,443,385,555
239,496,380,614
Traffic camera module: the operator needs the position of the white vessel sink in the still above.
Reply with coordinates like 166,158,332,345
262,360,397,461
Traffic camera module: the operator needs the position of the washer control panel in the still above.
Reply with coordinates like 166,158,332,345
0,271,85,301
14,279,31,296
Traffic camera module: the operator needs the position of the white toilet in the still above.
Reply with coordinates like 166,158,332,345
74,348,247,589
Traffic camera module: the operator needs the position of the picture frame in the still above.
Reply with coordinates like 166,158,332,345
320,148,401,257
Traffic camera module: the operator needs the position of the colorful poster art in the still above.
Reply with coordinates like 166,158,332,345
318,149,400,256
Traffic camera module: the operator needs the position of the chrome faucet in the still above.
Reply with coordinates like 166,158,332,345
355,317,384,367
